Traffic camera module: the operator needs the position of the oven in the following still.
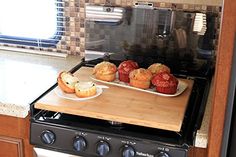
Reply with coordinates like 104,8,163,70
30,3,218,157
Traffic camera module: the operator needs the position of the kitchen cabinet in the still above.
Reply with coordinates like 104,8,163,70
207,0,236,156
188,147,206,157
0,115,33,157
0,136,23,157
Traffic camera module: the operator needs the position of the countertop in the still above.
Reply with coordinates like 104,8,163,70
0,50,211,148
194,78,214,148
0,50,82,118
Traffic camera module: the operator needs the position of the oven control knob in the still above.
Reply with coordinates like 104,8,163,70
73,136,87,152
40,130,55,145
155,151,169,157
96,141,110,156
122,145,135,157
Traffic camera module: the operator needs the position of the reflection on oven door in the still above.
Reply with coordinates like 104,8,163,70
34,148,81,157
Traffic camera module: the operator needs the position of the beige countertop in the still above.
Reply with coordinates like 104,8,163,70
0,50,82,118
0,50,211,148
194,78,214,148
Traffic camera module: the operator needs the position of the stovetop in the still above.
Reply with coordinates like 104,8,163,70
29,56,212,157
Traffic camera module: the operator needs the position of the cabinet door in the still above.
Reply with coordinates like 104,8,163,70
0,136,23,157
188,147,207,157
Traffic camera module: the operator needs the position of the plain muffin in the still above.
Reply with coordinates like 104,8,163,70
148,63,170,76
93,61,117,82
129,68,152,89
75,82,97,98
57,71,79,93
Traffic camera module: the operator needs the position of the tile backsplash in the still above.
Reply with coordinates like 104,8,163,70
0,0,222,56
132,0,222,6
88,0,222,6
80,1,221,56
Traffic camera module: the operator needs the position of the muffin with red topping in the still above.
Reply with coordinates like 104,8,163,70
118,60,139,83
129,68,152,89
148,63,170,76
151,72,179,94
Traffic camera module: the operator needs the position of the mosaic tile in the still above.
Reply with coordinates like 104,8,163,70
159,2,165,8
201,5,207,11
0,0,221,57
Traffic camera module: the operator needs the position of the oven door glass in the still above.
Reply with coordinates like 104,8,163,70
34,148,82,157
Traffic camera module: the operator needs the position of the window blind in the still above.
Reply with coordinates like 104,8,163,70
0,0,70,54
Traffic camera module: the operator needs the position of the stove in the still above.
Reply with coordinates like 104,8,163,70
30,59,210,157
30,4,218,157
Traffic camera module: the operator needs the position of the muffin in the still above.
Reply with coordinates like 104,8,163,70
118,60,139,83
57,71,79,93
93,61,117,82
129,68,152,89
151,72,179,94
148,63,170,76
75,82,97,98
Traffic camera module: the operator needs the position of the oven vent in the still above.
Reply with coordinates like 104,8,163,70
85,5,124,24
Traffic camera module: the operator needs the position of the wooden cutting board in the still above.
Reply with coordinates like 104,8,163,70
35,67,194,132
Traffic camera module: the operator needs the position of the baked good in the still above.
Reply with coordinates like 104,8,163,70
75,82,97,98
148,63,170,76
57,71,79,93
151,72,179,94
129,68,152,89
118,60,139,83
93,61,117,82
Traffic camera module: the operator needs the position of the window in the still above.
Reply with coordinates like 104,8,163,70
0,0,63,48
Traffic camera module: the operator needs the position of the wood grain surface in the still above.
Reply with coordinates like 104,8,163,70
35,67,194,132
188,147,207,157
207,0,236,156
0,136,23,157
0,115,33,157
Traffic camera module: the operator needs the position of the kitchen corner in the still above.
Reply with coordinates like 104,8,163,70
0,50,83,157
